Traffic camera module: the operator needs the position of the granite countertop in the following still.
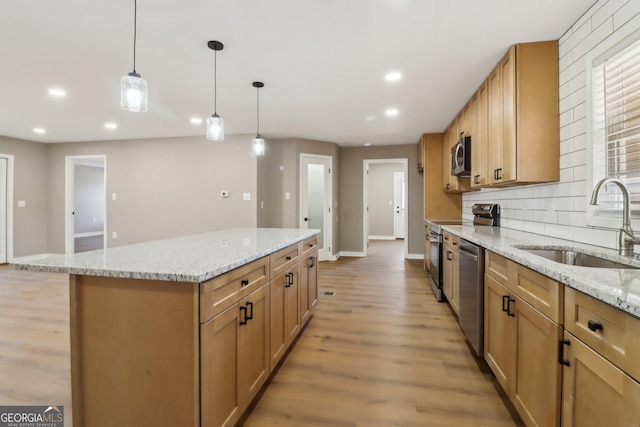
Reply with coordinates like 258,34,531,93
441,225,640,319
15,228,319,283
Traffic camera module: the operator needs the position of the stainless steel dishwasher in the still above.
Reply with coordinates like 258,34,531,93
458,238,484,357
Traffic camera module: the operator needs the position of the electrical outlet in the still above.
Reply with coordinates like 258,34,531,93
112,193,117,201
243,192,251,201
112,231,117,239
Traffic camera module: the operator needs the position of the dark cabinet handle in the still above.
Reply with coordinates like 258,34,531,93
474,174,480,184
494,169,498,180
286,256,291,261
444,236,449,241
239,306,247,326
588,320,603,332
308,243,314,247
246,302,253,320
506,298,515,317
558,339,571,366
286,272,294,288
452,241,457,246
241,279,249,286
446,251,452,261
309,256,316,268
502,295,510,312
446,183,451,190
497,168,503,180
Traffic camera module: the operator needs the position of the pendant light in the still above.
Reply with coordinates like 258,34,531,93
206,41,224,141
252,81,265,156
120,0,148,112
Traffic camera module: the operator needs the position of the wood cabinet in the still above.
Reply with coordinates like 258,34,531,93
442,231,460,315
270,264,300,370
443,117,473,193
201,283,270,427
417,137,424,173
421,133,461,219
487,41,559,186
471,82,488,188
300,248,318,326
483,250,563,427
561,288,640,427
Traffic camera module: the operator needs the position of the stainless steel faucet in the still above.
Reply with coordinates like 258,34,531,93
590,177,640,256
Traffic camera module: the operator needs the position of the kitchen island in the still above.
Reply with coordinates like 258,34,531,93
16,228,320,427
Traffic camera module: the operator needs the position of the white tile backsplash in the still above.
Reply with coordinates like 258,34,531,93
462,0,640,252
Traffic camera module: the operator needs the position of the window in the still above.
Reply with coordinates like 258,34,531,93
591,38,640,218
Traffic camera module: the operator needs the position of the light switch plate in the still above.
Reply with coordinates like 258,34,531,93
17,200,26,207
243,192,251,201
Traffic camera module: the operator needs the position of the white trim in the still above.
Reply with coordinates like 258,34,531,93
406,253,423,260
363,158,409,258
12,253,58,262
339,251,366,258
74,231,105,238
299,153,333,261
66,155,107,256
368,235,396,240
0,154,14,262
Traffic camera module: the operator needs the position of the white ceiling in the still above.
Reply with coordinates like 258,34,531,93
0,0,596,147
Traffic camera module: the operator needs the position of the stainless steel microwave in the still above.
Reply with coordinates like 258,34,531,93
451,134,471,177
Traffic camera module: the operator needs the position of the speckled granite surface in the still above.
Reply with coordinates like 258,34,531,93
15,228,319,283
441,225,640,319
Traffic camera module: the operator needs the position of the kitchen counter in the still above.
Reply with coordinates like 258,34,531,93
15,227,318,283
442,225,640,318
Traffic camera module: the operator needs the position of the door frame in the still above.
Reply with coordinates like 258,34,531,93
65,155,107,255
393,171,405,239
0,154,14,262
299,153,333,261
363,159,408,258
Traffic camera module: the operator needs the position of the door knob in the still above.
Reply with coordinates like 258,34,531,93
304,217,311,222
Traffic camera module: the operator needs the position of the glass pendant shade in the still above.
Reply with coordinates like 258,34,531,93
207,114,224,141
120,72,148,112
252,136,265,156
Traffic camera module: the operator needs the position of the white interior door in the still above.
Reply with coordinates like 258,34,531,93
394,171,405,239
300,154,333,261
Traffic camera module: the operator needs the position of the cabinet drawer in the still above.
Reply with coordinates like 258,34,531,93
200,257,269,323
565,287,640,380
510,262,563,323
300,235,318,258
442,231,459,251
270,244,299,278
485,250,509,286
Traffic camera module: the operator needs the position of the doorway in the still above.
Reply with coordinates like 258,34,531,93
363,159,408,258
299,154,333,261
65,155,107,255
0,154,14,263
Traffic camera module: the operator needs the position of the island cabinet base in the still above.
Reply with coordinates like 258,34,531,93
69,275,201,427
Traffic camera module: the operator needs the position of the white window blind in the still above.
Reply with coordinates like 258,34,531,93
592,38,640,215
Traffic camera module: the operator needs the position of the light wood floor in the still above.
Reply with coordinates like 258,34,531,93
0,241,521,427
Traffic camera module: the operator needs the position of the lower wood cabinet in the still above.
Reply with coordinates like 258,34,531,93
442,231,460,315
300,249,318,325
270,265,300,371
201,283,270,427
561,331,640,427
484,251,562,427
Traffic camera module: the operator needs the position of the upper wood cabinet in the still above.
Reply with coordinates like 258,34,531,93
421,133,462,219
417,137,424,173
443,118,473,193
444,40,559,191
488,41,559,186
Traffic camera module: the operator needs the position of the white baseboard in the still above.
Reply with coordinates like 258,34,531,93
74,231,104,238
406,253,424,260
368,235,397,240
12,253,59,263
339,251,366,257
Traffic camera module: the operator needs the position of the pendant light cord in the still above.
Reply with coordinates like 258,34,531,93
214,49,218,114
132,0,137,73
256,86,260,135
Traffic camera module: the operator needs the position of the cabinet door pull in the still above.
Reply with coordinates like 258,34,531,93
286,256,292,261
474,174,480,184
497,168,503,180
446,251,452,261
309,256,316,268
502,295,510,312
587,320,603,332
286,272,293,288
558,339,571,366
309,243,314,247
494,169,498,180
452,241,457,246
446,183,451,190
245,302,253,320
239,306,248,326
506,297,515,317
241,279,249,287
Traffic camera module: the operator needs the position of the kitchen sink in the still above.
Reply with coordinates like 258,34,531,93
519,247,640,269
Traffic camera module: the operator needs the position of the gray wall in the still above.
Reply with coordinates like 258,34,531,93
74,165,105,234
0,135,49,257
257,137,340,256
47,134,257,251
339,145,423,255
368,163,404,237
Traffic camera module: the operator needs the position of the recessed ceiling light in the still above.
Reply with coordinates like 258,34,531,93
190,117,203,124
105,122,117,129
385,72,402,82
385,108,399,117
365,115,375,122
33,128,46,134
48,88,67,98
364,142,372,146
